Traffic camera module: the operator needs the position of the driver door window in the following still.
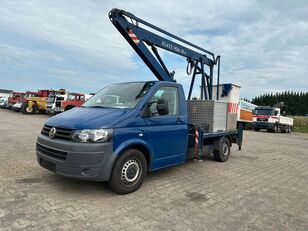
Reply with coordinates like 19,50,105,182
149,86,179,116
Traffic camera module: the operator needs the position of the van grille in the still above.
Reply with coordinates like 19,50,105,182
41,125,74,140
37,143,67,160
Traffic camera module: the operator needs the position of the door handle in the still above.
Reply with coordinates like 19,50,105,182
176,117,182,124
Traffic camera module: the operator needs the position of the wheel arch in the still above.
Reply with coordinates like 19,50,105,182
114,140,153,171
226,135,232,147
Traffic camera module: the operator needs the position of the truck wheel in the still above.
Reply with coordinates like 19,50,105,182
25,105,37,114
28,105,38,114
255,128,259,132
214,138,231,162
108,149,147,194
23,104,37,114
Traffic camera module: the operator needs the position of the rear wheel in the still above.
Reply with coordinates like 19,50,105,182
255,128,259,132
108,149,147,194
214,138,231,162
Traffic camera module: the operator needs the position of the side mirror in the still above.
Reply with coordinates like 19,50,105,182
157,98,169,115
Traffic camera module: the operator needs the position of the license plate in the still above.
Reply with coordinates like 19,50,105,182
40,159,56,172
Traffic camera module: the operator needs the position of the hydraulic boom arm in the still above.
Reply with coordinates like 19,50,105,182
109,8,221,100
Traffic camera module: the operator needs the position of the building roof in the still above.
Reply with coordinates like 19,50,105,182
0,89,13,94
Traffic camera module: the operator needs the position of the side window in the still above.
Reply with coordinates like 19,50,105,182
149,86,179,116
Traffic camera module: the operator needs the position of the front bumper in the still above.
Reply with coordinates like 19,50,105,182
46,107,55,114
36,134,116,181
12,106,21,111
253,122,274,129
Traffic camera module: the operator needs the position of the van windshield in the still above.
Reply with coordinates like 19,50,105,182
83,82,154,109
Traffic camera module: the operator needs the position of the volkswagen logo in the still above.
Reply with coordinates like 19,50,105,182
49,127,56,139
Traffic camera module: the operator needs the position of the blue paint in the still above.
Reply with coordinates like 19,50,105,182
45,81,189,171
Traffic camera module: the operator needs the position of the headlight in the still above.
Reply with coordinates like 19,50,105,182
73,129,113,143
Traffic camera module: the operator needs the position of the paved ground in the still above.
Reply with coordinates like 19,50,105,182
0,109,307,231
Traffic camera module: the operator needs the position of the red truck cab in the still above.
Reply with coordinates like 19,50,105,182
60,93,86,112
8,92,24,109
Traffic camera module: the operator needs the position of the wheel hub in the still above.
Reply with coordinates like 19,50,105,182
223,143,229,157
127,165,137,179
121,159,141,185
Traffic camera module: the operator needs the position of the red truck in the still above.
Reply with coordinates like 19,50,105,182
56,93,91,112
8,92,25,109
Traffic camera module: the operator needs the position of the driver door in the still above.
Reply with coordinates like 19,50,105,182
144,86,187,170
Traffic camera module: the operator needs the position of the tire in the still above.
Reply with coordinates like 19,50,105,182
21,102,27,114
255,128,259,132
22,102,37,114
108,149,147,194
214,138,231,162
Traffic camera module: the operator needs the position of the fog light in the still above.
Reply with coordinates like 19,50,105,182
81,168,93,176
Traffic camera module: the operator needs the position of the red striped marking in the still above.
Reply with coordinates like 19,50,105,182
195,129,199,159
228,102,238,114
128,30,140,44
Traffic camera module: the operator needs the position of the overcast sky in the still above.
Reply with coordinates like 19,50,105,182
0,0,307,99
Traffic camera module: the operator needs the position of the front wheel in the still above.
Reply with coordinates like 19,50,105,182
26,105,38,114
272,126,278,133
21,102,37,114
214,138,231,162
108,149,147,194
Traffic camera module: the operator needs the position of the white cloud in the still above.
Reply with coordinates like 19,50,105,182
0,0,307,98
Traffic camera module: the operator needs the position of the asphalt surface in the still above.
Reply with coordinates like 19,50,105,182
0,109,307,231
